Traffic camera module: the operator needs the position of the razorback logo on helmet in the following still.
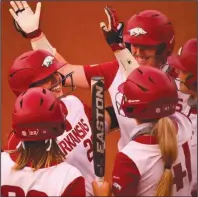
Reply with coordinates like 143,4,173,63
128,27,147,37
42,56,54,67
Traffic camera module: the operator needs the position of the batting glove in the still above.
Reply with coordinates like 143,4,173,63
100,6,125,52
9,1,42,39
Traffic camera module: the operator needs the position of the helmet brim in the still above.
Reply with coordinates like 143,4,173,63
168,55,187,72
33,61,67,83
124,34,161,46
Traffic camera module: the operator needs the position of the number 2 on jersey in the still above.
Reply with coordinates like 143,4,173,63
83,135,93,162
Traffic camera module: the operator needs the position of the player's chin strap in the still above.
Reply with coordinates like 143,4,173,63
131,124,155,141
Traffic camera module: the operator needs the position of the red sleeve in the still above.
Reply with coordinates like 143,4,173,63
61,176,86,197
83,60,119,90
112,152,141,196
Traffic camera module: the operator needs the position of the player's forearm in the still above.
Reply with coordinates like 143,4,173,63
31,33,69,65
105,106,119,133
31,33,57,56
114,48,139,77
30,33,90,89
31,33,68,67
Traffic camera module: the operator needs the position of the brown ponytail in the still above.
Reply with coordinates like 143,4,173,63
154,117,178,196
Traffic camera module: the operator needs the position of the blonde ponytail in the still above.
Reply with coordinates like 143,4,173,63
12,140,66,171
154,117,178,196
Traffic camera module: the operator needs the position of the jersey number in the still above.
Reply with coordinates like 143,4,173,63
176,98,193,118
173,141,192,192
1,185,47,196
83,135,93,162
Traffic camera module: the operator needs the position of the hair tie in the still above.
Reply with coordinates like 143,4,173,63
45,139,52,151
16,141,25,150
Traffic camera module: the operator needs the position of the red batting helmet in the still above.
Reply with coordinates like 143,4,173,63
162,38,197,79
178,38,197,55
12,87,66,141
123,10,175,57
116,66,178,120
168,53,197,91
8,50,66,96
167,38,197,91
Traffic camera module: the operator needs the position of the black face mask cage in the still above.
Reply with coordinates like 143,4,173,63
47,71,76,92
115,92,127,117
30,71,76,99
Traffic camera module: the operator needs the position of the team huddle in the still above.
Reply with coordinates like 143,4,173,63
1,1,197,197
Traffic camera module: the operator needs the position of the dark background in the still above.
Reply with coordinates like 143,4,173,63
2,1,196,182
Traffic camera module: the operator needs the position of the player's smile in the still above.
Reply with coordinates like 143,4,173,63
34,72,64,98
135,55,150,64
49,81,63,98
131,44,158,66
51,82,61,91
51,84,62,92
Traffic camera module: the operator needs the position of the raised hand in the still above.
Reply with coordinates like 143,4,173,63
9,1,42,38
100,6,125,52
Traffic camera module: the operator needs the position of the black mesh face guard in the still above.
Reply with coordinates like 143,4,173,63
49,71,76,92
30,72,76,100
115,92,127,117
31,71,75,92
